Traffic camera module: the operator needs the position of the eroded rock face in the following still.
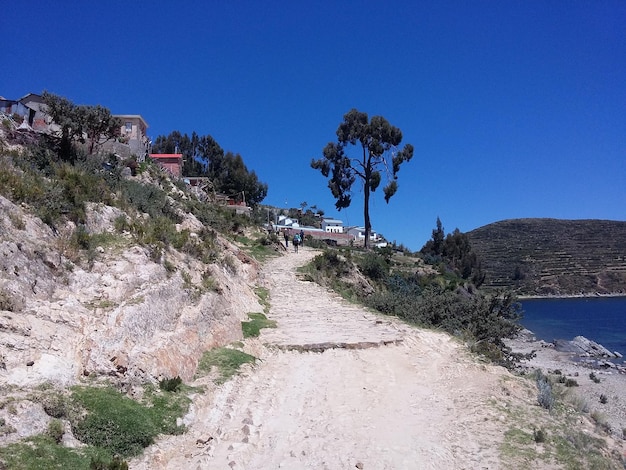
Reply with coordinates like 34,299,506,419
0,197,60,306
0,196,262,390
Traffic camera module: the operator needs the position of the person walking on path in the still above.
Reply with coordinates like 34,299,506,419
283,230,289,248
293,233,300,253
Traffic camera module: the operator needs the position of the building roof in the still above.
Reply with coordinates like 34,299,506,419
19,93,45,103
150,153,183,160
115,114,149,128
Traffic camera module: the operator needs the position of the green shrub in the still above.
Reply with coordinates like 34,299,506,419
533,428,547,443
181,270,193,289
359,252,390,281
47,418,64,443
119,180,171,220
90,455,129,470
556,376,579,387
140,216,178,246
566,392,589,413
366,284,521,358
589,372,601,384
41,391,70,418
257,233,278,246
72,224,92,250
305,237,328,249
8,212,25,230
113,215,130,233
0,416,16,436
536,370,555,411
590,410,611,434
159,376,182,392
171,229,190,250
201,270,217,292
163,260,176,273
312,250,351,276
69,386,188,458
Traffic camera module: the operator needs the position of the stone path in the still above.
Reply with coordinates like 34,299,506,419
132,247,510,470
259,248,405,351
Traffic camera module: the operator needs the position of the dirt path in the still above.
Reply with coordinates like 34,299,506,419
132,247,513,469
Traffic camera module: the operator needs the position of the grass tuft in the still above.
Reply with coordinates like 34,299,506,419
242,312,276,338
70,385,188,458
195,347,256,384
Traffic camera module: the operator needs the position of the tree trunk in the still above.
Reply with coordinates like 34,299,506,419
363,155,371,250
364,187,370,249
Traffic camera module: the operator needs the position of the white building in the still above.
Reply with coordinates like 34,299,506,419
346,226,383,243
322,218,344,233
277,215,299,228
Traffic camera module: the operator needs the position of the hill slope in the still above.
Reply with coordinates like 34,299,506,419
467,218,626,296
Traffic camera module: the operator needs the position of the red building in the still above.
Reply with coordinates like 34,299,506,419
150,154,183,177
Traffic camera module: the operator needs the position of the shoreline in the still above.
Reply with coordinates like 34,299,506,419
516,295,626,360
507,332,626,438
517,292,626,300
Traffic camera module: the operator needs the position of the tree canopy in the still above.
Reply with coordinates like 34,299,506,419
311,109,413,248
42,92,120,159
152,131,268,206
421,218,485,286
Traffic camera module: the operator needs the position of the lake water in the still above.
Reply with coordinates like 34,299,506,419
520,297,626,356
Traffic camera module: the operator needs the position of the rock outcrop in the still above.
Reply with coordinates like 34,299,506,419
0,195,263,392
554,335,620,359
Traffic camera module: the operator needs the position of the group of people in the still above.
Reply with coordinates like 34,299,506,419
283,229,305,253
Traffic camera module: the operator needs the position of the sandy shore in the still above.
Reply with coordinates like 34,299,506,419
507,333,626,437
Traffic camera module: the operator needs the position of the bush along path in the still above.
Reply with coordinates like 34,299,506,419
130,247,623,470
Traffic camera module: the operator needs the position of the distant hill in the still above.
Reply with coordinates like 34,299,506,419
467,219,626,296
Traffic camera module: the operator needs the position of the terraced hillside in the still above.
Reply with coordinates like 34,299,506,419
467,219,626,296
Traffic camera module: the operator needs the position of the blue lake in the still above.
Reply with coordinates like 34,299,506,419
520,297,626,356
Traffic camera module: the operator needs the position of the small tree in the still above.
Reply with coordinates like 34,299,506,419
431,217,445,256
42,92,120,158
82,105,121,154
421,218,485,286
311,109,413,248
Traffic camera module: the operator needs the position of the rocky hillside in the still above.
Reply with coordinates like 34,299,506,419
0,135,274,439
467,218,626,296
0,192,264,391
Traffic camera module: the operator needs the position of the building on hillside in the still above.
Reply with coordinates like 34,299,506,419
0,97,27,129
1,93,151,160
114,115,150,161
0,93,55,132
19,93,50,131
150,153,183,177
226,198,252,216
322,218,344,233
277,215,299,228
346,226,383,244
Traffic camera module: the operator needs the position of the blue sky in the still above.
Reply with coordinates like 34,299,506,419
3,1,625,250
